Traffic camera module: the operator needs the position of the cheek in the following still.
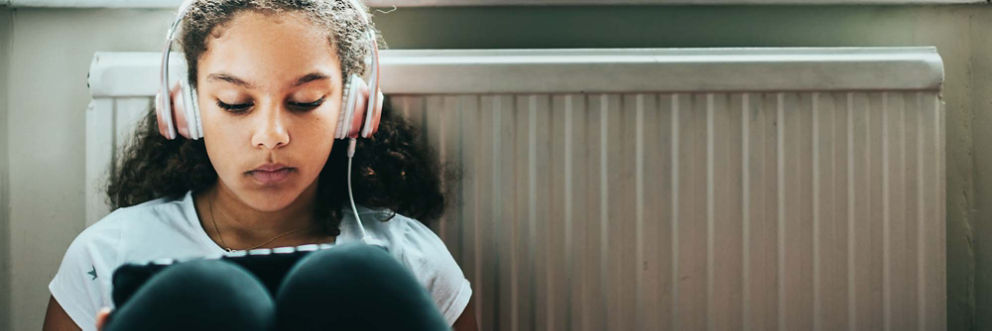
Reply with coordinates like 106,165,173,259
296,111,339,158
203,131,244,176
201,113,248,172
305,108,338,137
293,114,339,184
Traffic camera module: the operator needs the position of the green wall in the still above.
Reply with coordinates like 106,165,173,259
3,4,990,330
1,7,11,331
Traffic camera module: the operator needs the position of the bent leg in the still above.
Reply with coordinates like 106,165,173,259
105,259,275,331
275,243,448,331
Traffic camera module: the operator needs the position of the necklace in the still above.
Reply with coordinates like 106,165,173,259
208,194,312,252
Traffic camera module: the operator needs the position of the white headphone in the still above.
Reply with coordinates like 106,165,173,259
156,0,383,244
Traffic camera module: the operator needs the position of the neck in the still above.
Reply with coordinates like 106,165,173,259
196,181,329,250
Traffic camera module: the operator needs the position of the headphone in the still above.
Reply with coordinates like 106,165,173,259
155,0,384,158
155,0,383,244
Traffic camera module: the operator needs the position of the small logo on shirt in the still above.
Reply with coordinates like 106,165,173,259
87,265,97,280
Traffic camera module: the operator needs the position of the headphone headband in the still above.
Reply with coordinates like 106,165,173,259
156,0,383,142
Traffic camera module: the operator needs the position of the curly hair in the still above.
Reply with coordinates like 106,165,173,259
179,0,380,88
107,0,446,235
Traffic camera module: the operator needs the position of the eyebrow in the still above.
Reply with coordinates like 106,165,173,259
207,73,255,89
293,73,330,87
206,72,331,88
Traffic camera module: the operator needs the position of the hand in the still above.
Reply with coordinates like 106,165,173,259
95,307,111,331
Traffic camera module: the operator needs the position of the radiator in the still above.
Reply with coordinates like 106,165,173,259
87,47,946,331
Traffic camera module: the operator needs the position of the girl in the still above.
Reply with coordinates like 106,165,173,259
42,1,476,330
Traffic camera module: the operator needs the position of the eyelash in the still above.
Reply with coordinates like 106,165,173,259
287,97,325,111
216,100,253,114
216,97,325,114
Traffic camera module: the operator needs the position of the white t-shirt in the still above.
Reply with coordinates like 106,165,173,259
49,191,472,330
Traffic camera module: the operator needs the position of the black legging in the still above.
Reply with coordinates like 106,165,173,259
103,243,450,331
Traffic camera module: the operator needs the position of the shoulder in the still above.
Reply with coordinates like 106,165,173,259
352,210,472,325
350,209,449,262
67,197,173,254
56,192,199,280
49,195,186,329
57,194,191,277
76,195,188,250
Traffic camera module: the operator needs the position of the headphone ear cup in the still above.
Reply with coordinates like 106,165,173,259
347,78,371,139
361,89,383,138
172,80,193,139
336,76,357,139
179,78,202,139
155,82,183,140
155,90,176,140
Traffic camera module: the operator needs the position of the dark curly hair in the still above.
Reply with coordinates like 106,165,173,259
179,0,378,89
108,99,446,235
106,0,446,235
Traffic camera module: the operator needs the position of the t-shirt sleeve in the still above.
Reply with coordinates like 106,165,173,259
48,218,122,331
396,217,473,326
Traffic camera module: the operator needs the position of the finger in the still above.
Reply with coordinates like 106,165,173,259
95,307,112,331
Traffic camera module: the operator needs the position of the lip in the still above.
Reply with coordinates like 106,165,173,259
247,164,295,185
252,163,290,172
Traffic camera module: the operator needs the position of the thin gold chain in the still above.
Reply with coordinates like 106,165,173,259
208,194,312,252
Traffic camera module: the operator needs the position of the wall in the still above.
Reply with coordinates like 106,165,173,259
4,8,175,331
2,4,988,331
1,7,12,331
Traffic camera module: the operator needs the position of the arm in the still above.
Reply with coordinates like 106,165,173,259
452,297,478,331
43,296,81,331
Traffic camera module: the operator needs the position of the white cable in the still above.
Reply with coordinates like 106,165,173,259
346,138,371,244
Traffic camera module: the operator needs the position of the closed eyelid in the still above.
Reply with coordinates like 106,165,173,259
217,97,253,104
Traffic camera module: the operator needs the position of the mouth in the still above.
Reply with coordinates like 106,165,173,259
247,164,295,185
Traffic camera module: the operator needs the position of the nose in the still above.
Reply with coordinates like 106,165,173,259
250,102,290,150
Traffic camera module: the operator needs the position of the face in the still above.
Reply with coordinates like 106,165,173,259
196,11,342,211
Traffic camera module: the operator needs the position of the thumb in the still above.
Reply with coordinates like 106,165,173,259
95,307,111,331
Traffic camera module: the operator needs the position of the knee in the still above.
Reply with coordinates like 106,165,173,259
106,259,274,331
295,243,395,279
134,259,273,310
162,259,263,295
277,243,404,297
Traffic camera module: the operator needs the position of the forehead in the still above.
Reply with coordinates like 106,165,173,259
197,11,341,85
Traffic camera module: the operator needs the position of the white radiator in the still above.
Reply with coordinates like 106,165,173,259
87,47,946,331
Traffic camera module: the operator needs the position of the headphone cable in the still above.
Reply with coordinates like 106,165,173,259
346,138,371,243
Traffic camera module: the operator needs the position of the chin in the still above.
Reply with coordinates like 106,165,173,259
236,184,306,212
245,193,300,212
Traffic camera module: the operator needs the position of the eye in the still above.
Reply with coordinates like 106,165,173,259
217,100,253,114
287,97,325,112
